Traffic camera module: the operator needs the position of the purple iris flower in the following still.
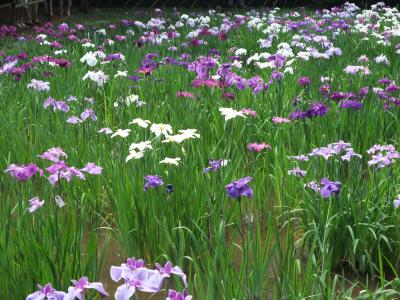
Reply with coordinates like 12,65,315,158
104,53,124,62
203,159,228,173
289,111,307,120
359,86,369,97
225,177,254,199
26,283,66,300
298,76,311,86
340,100,362,110
5,163,43,181
271,70,283,81
64,276,108,300
306,102,328,117
144,175,164,191
319,178,341,198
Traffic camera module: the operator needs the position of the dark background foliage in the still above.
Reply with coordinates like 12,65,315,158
86,0,399,8
0,0,399,8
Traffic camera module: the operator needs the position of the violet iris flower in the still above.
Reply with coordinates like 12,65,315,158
203,159,228,173
320,178,341,198
340,100,363,110
144,175,164,191
225,177,254,199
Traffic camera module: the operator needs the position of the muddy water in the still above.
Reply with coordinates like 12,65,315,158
95,215,390,299
98,237,167,299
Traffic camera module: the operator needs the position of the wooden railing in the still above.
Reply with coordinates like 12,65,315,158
0,0,51,25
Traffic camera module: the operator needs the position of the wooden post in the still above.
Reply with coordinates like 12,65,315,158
11,0,16,26
47,0,51,21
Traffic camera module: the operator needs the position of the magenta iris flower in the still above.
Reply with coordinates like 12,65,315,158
225,177,254,199
46,162,86,187
176,91,196,99
5,163,43,181
26,283,66,300
241,108,257,117
298,76,311,86
247,143,271,152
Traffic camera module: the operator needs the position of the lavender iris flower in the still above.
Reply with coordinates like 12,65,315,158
288,167,307,177
64,276,108,300
80,163,102,175
110,258,163,300
39,147,68,162
26,283,66,300
155,261,188,287
114,270,163,300
394,195,400,209
225,177,254,199
28,197,45,213
80,109,97,121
